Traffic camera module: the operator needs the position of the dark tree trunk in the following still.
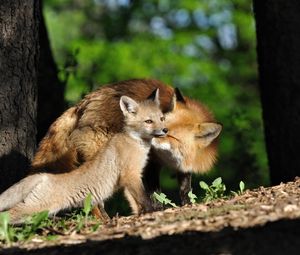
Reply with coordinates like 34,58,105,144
253,0,300,184
0,0,39,192
37,1,66,142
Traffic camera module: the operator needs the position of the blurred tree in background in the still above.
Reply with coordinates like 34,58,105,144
42,0,268,196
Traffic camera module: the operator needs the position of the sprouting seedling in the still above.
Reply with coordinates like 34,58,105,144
153,192,177,208
0,212,13,244
231,180,246,196
188,190,197,204
199,177,226,202
239,181,245,193
81,193,94,228
83,193,92,218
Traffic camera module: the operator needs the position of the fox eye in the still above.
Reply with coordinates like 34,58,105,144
145,119,153,124
160,116,165,121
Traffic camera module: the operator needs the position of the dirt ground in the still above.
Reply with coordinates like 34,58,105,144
1,178,300,254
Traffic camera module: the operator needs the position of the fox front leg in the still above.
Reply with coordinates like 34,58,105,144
177,172,192,205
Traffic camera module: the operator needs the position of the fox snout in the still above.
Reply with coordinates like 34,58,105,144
153,128,168,137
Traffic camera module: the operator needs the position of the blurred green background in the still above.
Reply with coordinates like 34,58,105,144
43,0,268,209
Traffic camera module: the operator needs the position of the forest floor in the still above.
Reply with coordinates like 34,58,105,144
1,178,300,255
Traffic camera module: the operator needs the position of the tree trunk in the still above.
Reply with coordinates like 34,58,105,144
0,0,39,192
37,1,66,142
253,0,300,184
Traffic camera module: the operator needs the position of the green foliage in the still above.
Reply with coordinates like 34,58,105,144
0,212,14,244
239,181,245,193
69,194,100,232
199,177,227,202
154,178,246,207
43,0,269,191
231,180,246,196
83,193,92,218
18,211,50,242
188,190,198,204
0,195,100,245
0,211,50,244
153,192,177,208
199,178,247,201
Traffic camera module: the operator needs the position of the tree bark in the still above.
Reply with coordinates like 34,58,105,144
253,0,300,185
0,0,39,192
37,1,66,142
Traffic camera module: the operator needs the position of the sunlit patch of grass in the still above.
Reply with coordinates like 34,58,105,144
0,194,101,245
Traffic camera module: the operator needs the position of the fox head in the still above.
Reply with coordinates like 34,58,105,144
120,89,168,141
152,88,222,173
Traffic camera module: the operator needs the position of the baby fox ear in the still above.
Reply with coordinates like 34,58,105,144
195,122,222,147
120,96,139,115
147,88,160,107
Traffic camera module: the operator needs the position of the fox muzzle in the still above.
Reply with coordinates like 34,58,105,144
153,128,168,137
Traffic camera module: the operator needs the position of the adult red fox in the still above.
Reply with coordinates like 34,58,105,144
31,79,222,206
0,90,167,223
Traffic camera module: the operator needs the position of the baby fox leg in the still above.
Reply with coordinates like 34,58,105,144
122,175,153,214
177,172,192,205
91,203,110,223
124,188,139,214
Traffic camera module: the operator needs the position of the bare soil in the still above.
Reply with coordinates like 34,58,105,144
1,178,300,255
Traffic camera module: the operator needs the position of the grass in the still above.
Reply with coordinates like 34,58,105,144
153,177,246,206
0,179,246,245
0,194,101,245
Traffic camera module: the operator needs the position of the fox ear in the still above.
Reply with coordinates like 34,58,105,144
166,93,176,112
175,88,186,104
147,88,160,107
165,88,184,113
120,96,139,115
195,122,222,147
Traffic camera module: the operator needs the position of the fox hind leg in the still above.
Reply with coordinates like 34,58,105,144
91,201,110,223
7,202,56,224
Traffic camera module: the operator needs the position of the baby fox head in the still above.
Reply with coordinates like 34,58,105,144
152,88,222,173
120,89,168,141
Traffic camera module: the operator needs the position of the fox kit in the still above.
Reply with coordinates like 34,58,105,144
31,79,222,206
0,89,167,223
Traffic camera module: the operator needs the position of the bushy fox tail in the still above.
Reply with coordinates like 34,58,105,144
31,107,78,173
0,174,45,211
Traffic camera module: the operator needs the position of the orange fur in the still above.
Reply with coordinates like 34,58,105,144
31,79,174,173
31,79,222,206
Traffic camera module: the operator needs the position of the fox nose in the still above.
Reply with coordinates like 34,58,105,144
162,128,168,134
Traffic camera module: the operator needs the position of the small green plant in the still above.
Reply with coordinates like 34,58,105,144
231,181,246,196
17,211,50,242
153,192,177,208
239,181,245,193
0,194,101,245
83,193,92,216
199,177,226,202
75,193,100,232
0,210,50,244
188,190,198,204
83,193,93,223
0,212,14,244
